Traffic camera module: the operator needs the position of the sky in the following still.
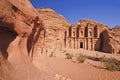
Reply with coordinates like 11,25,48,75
30,0,120,28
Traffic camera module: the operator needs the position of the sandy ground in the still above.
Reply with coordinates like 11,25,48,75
32,50,120,80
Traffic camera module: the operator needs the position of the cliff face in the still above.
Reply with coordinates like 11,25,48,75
37,8,70,50
0,0,44,80
101,26,120,53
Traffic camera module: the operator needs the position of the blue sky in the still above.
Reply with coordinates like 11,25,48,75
30,0,120,28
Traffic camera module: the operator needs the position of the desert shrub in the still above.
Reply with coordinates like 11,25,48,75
65,53,73,59
76,53,87,63
101,57,120,71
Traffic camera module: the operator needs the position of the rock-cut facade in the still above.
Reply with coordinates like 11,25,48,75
65,19,120,54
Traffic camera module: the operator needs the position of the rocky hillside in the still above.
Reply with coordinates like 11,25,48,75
101,26,120,53
37,8,70,50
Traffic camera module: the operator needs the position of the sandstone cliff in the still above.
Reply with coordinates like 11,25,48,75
0,0,44,80
37,8,70,51
101,26,120,53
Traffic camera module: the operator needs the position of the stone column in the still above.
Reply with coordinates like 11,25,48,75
92,39,94,50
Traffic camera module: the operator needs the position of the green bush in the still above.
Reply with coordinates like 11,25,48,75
101,57,120,71
66,53,73,59
76,54,87,63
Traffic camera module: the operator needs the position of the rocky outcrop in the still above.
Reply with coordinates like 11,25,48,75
0,0,44,80
37,8,70,52
101,26,120,54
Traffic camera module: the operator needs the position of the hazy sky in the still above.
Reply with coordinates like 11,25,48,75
30,0,120,28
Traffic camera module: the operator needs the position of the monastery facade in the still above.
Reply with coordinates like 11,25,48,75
65,22,107,50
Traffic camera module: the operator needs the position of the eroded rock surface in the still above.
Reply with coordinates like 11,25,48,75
37,8,70,52
0,0,45,80
101,26,120,53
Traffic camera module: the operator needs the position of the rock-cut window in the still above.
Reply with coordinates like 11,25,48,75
89,31,92,36
81,31,83,36
73,31,75,36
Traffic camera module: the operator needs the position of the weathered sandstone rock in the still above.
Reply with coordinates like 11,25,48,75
0,0,45,80
37,8,70,52
101,26,120,53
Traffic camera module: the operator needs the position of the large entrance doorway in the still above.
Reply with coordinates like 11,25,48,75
80,42,83,48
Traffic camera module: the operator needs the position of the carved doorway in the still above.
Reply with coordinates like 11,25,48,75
80,42,83,48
